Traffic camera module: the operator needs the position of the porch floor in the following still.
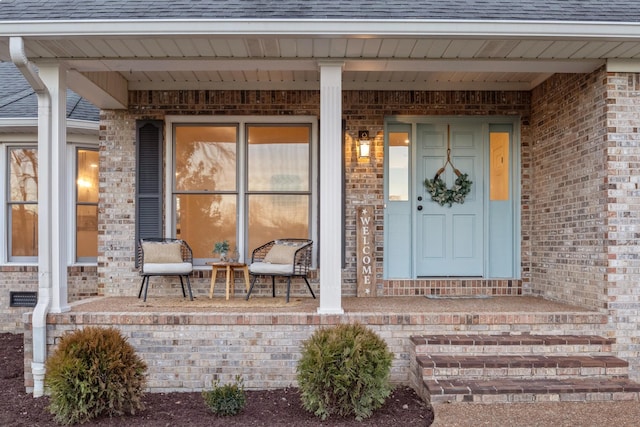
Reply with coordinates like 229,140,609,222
70,294,595,315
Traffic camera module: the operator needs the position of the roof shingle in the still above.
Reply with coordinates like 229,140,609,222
0,62,99,121
0,0,639,22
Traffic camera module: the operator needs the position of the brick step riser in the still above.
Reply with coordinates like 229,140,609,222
414,344,613,355
427,391,640,404
421,366,629,380
411,334,640,405
422,377,640,405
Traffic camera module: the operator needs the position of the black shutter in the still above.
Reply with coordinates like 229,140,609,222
136,121,163,254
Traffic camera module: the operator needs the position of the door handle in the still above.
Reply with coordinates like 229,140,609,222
417,205,423,211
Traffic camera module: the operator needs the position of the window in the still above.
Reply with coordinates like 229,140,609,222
3,145,99,263
75,148,99,261
490,132,510,201
7,147,38,261
173,125,239,260
246,125,311,252
388,131,410,201
172,120,314,264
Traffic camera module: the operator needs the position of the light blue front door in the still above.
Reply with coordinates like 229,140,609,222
416,123,484,277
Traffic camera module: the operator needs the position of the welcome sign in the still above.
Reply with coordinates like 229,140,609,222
356,205,375,297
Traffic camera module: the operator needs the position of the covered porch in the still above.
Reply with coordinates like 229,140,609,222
1,1,640,402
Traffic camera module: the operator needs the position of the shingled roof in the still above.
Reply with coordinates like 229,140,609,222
0,0,639,22
0,62,99,121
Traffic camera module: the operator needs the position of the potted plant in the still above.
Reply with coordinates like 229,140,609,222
213,240,230,261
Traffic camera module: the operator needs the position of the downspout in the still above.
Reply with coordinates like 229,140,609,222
10,36,52,398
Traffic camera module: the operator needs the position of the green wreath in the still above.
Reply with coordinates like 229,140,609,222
424,173,473,207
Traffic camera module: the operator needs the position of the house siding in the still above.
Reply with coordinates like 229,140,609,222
0,265,97,332
530,67,610,311
531,67,640,379
604,71,640,379
22,308,609,392
97,89,532,299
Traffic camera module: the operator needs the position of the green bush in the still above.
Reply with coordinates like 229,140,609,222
202,376,247,416
45,326,147,425
296,323,394,421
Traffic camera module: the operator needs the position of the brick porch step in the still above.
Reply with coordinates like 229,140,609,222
411,334,615,355
425,377,640,404
410,333,640,405
417,354,629,379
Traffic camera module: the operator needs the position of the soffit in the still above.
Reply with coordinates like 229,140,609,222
2,19,640,99
4,35,632,91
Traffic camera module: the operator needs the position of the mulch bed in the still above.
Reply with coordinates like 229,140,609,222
1,332,434,426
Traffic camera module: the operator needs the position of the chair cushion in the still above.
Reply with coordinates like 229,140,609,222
263,244,301,264
143,262,193,275
142,242,183,263
249,262,294,275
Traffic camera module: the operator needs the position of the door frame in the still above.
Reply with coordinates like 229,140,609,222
383,115,521,280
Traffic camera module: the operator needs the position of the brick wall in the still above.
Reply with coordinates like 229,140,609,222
530,68,640,380
529,68,609,311
0,266,97,333
98,110,140,297
603,71,640,378
99,89,531,298
22,308,608,392
0,266,38,332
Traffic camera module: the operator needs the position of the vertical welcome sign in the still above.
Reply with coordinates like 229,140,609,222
356,205,375,297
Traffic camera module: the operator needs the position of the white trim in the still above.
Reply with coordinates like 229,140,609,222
3,19,640,39
0,144,7,264
127,80,538,92
62,58,603,74
0,118,99,136
607,59,640,72
38,64,71,314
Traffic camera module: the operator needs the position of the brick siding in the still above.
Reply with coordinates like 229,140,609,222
530,67,640,379
22,308,609,392
98,89,531,299
530,68,609,310
603,71,640,379
0,265,97,332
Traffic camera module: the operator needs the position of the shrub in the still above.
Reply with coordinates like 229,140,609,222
45,326,147,425
202,376,247,416
296,323,394,421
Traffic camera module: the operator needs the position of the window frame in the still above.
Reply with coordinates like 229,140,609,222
72,145,99,264
0,137,99,266
165,115,319,268
4,144,39,263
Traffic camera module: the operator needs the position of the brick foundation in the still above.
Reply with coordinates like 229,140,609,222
23,303,608,392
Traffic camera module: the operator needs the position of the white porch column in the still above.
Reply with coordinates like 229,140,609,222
38,64,70,314
317,62,344,314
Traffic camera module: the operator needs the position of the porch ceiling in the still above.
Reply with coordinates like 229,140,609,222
2,28,640,107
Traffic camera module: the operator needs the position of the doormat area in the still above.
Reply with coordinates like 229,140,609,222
424,294,492,300
70,295,309,312
135,296,303,308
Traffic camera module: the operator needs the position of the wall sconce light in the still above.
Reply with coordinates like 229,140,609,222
358,130,371,158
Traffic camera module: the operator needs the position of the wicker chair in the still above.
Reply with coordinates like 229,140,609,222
138,238,194,302
245,239,315,303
